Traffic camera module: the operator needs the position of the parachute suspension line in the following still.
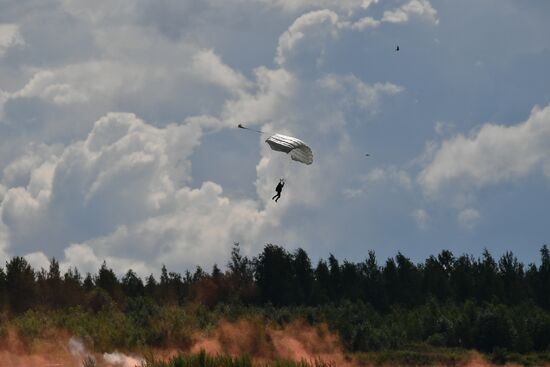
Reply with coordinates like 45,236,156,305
237,123,267,135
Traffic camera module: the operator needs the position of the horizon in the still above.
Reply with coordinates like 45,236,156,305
3,243,549,278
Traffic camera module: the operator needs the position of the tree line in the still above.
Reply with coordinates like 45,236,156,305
1,244,549,313
1,244,550,354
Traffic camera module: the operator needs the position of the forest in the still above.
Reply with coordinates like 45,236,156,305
1,244,550,363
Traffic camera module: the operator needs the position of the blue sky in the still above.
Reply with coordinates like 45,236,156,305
0,0,549,275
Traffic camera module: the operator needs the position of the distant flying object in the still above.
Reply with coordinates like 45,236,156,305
395,45,399,51
365,154,370,157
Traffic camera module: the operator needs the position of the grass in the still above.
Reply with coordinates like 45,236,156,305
354,345,471,366
143,350,336,367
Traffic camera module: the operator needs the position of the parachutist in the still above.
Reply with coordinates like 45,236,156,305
396,45,399,51
272,179,285,203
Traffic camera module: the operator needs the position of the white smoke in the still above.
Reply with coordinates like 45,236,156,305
103,352,144,367
68,336,143,367
68,337,86,356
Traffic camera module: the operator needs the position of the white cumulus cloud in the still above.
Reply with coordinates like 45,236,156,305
0,113,279,274
276,9,340,66
319,74,403,113
0,24,24,57
265,0,379,13
382,0,439,25
418,104,550,196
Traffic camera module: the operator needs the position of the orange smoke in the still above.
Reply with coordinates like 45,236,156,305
190,318,350,366
0,328,80,367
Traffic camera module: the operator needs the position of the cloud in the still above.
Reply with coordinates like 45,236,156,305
347,16,381,31
434,121,455,136
11,70,89,105
0,0,435,273
274,6,397,68
382,0,439,25
344,167,412,199
365,167,413,189
318,74,403,113
266,0,379,13
418,104,550,196
458,208,480,231
0,24,24,57
275,9,340,66
222,66,296,124
24,251,50,270
62,244,152,277
0,113,276,274
412,209,429,230
0,32,247,170
192,49,251,93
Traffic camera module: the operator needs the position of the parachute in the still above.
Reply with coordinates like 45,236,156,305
238,124,313,165
265,133,313,165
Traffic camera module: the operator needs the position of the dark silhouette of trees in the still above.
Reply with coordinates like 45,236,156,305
292,248,314,304
0,245,548,312
0,267,7,310
0,244,550,354
535,245,550,309
450,254,475,302
498,251,525,304
423,253,451,301
96,261,119,296
6,256,36,313
361,251,384,309
255,244,295,306
312,259,330,304
122,269,145,298
226,243,256,303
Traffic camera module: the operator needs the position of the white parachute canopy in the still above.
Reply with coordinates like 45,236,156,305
265,133,313,165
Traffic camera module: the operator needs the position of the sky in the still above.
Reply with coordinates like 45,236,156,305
0,0,549,276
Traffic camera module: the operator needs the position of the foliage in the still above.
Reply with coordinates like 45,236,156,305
1,244,550,355
144,350,336,367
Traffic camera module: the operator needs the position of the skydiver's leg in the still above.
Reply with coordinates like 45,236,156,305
275,193,281,202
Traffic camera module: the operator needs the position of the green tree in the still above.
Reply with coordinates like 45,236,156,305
0,267,7,310
63,266,84,307
312,259,330,304
498,251,525,304
423,253,452,301
383,257,399,306
95,261,119,296
395,252,422,306
255,244,294,305
451,254,475,302
122,269,144,298
328,254,341,300
226,243,256,303
6,256,36,313
537,245,550,309
476,249,501,302
292,248,314,304
361,251,385,309
340,261,361,301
